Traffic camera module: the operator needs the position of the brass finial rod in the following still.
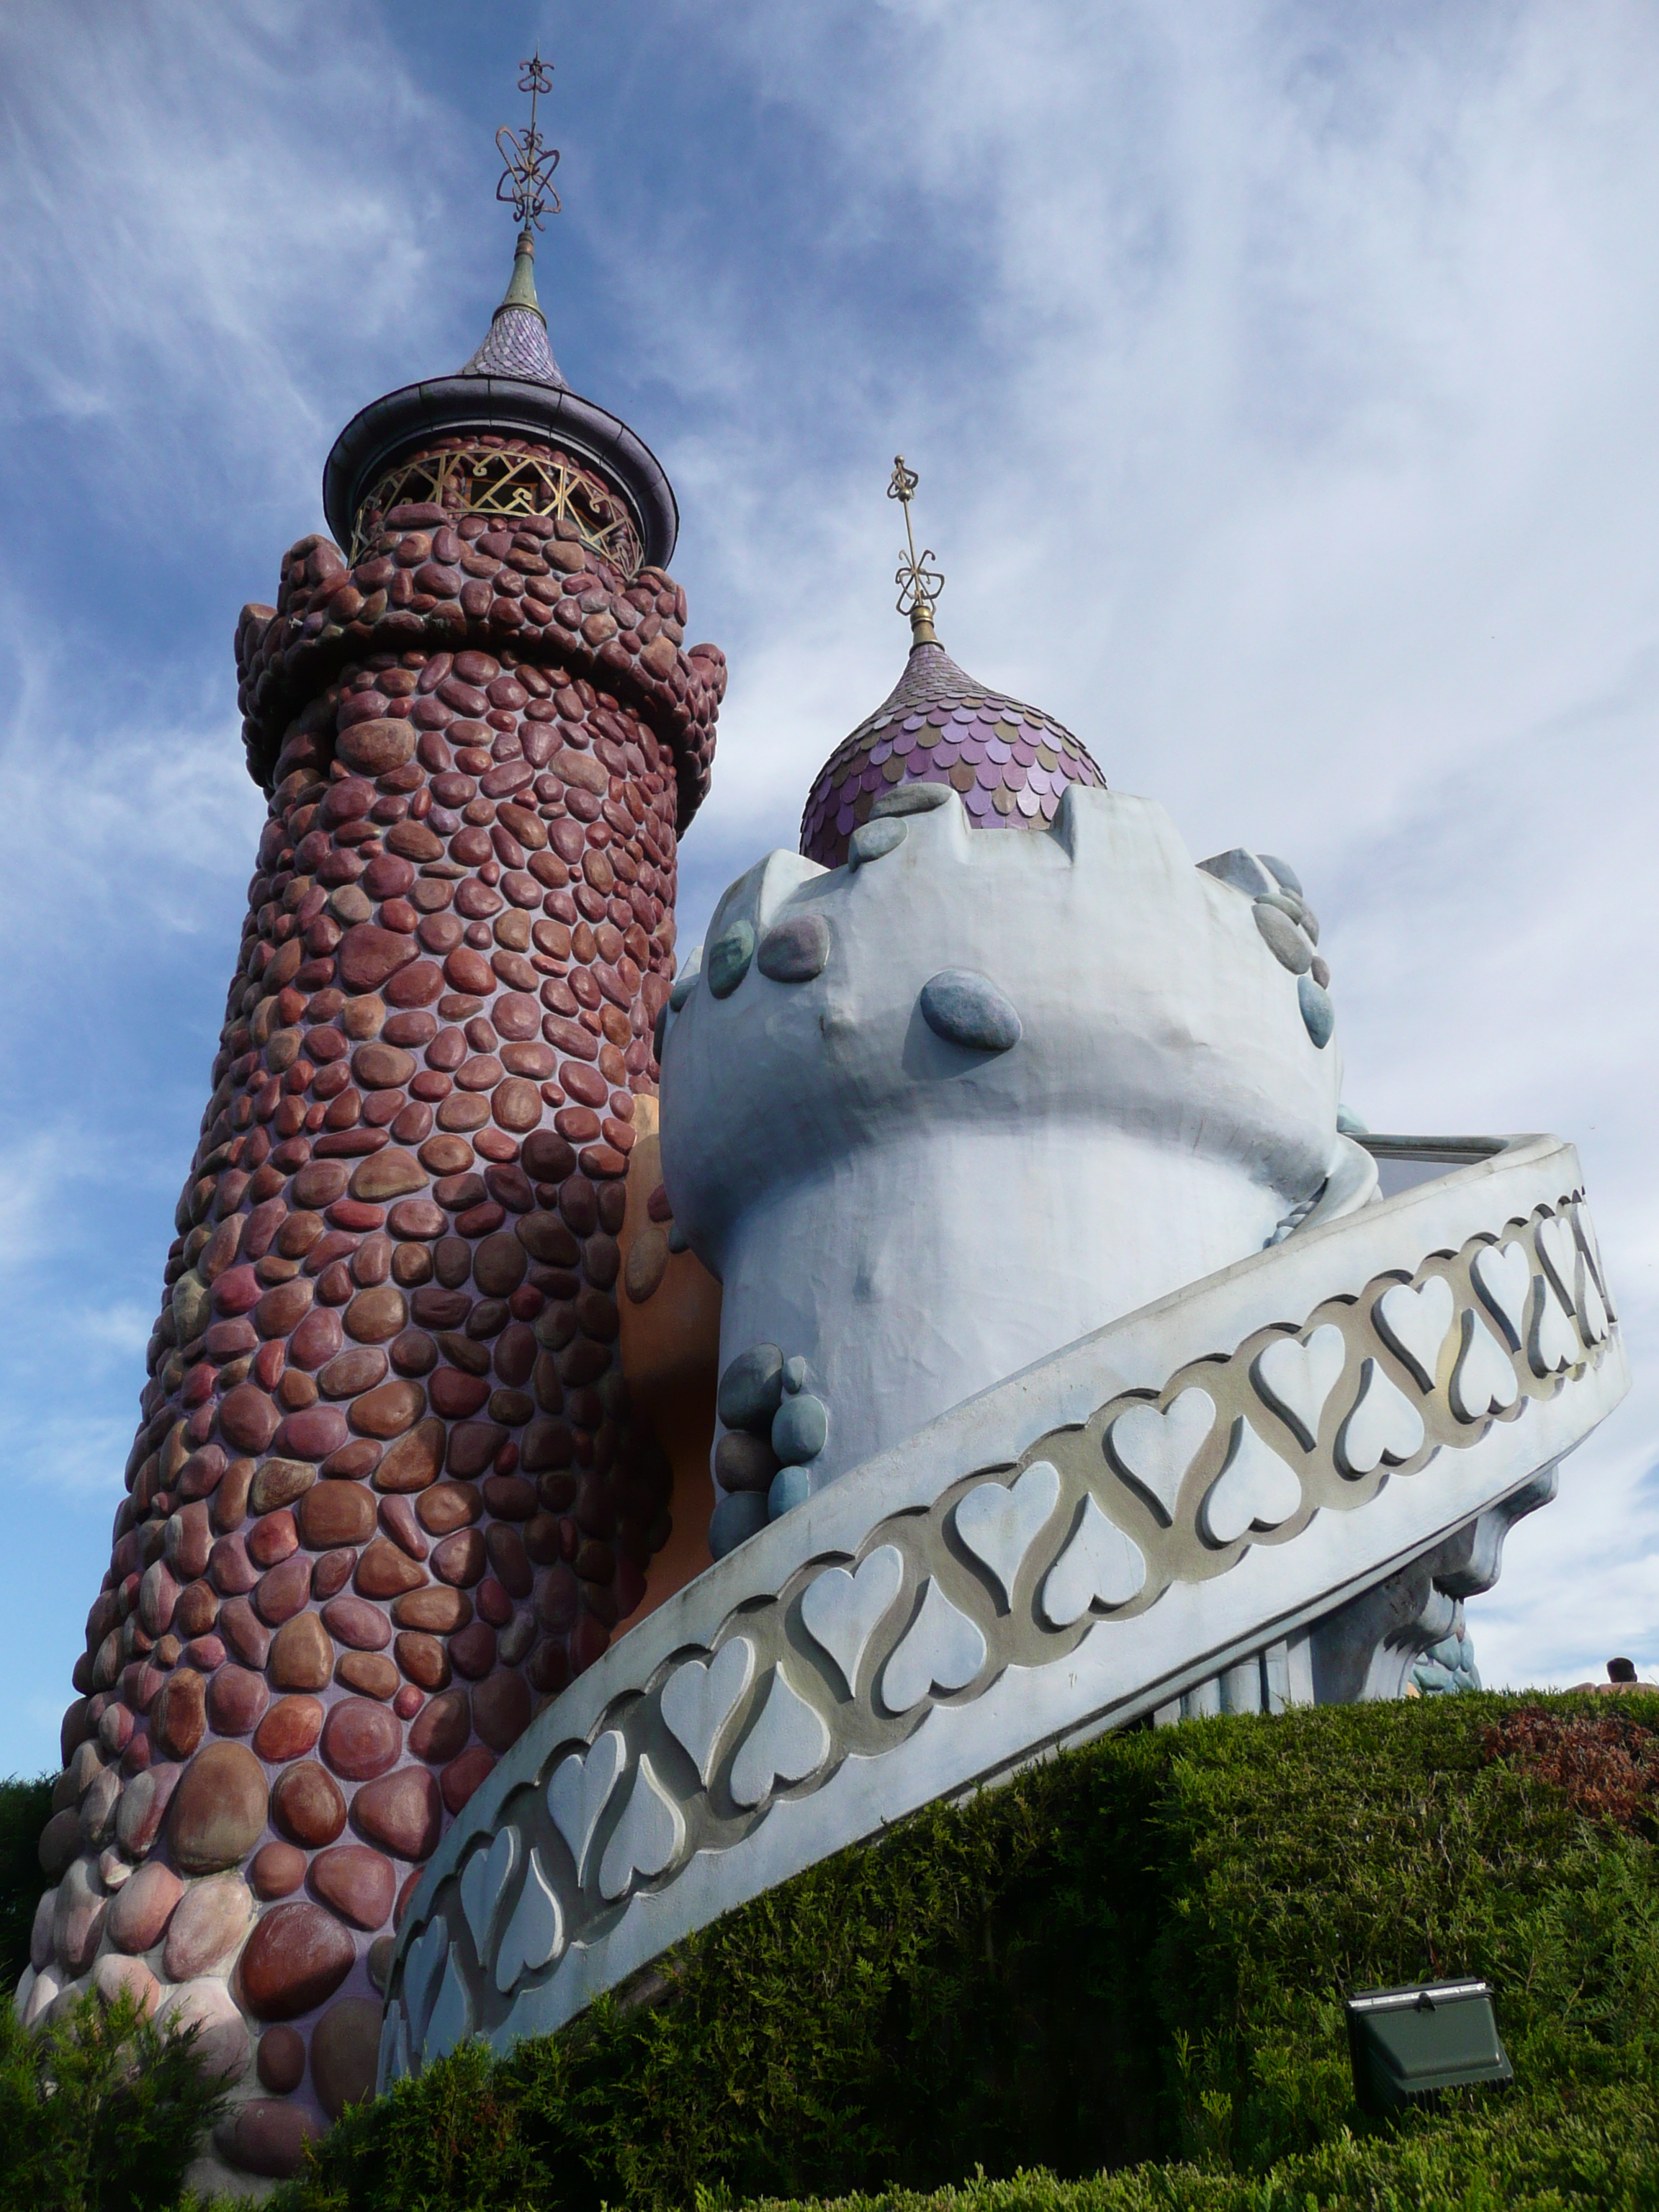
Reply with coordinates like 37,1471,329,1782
497,48,562,231
889,454,943,645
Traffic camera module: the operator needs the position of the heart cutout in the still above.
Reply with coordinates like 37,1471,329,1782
1105,1388,1216,1525
729,1660,832,1807
1536,1215,1577,1305
1251,1325,1346,1449
881,1579,989,1713
1471,1242,1532,1352
1529,1277,1578,1377
377,1999,408,2097
547,1729,627,1884
1449,1310,1519,1422
800,1545,904,1696
954,1462,1061,1607
1336,1357,1426,1477
1199,1420,1303,1547
401,1917,449,2047
459,1826,518,1957
1040,1496,1147,1627
423,1951,472,2065
1570,1204,1615,1320
598,1753,686,1902
1579,1265,1610,1344
1373,1277,1455,1390
661,1637,756,1784
495,1848,564,1994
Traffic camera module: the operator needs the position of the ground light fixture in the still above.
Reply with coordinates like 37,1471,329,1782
1345,1979,1513,2113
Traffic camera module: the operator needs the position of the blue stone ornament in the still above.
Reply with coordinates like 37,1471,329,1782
707,920,756,999
1298,974,1334,1049
920,969,1022,1053
772,1392,829,1466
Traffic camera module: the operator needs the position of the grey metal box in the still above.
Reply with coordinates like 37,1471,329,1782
1345,1978,1512,2113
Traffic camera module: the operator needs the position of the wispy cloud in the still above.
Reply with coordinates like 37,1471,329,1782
0,0,1655,1771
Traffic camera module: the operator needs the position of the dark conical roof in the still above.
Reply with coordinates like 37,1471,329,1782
322,230,677,567
799,637,1106,868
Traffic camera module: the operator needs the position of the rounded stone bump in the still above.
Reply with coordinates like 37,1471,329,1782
716,1344,783,1434
870,783,952,819
768,1465,811,1520
918,969,1022,1053
708,1491,769,1560
1298,974,1334,1049
1257,852,1303,897
771,1392,828,1467
848,819,906,871
706,921,755,999
756,912,832,984
1252,901,1313,975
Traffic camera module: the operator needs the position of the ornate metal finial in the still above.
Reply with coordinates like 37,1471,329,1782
889,454,944,645
496,49,562,231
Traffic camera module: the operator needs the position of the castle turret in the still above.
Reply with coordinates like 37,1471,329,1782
18,65,724,2184
660,464,1362,1557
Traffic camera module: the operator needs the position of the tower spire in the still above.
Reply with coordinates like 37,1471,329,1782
323,46,680,572
889,454,945,647
495,48,562,233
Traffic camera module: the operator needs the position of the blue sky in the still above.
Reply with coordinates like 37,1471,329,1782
2,0,1658,1773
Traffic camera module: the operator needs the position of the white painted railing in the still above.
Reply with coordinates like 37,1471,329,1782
380,1132,1626,2085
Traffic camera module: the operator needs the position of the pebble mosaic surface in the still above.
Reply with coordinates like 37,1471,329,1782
18,446,725,2180
799,639,1107,869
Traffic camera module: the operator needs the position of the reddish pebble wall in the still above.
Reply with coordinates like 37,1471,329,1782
27,445,725,2180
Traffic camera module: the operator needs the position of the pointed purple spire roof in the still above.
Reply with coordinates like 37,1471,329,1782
323,228,677,565
459,229,567,386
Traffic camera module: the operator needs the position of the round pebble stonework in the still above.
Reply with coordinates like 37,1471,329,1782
23,444,724,2175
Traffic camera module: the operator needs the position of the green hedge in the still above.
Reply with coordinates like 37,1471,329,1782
271,1693,1659,2212
0,1987,230,2212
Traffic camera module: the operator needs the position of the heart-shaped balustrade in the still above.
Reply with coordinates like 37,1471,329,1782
495,1848,564,1994
598,1754,686,1902
1335,1357,1426,1478
729,1661,832,1808
1529,1277,1579,1377
953,1462,1062,1607
1198,1419,1303,1547
379,1999,408,2092
547,1728,627,1885
425,1951,472,2064
402,1916,450,2048
1105,1388,1216,1525
881,1578,989,1713
799,1545,904,1696
1373,1276,1455,1391
1471,1241,1533,1352
1251,1324,1346,1450
1537,1215,1578,1306
1040,1496,1148,1628
660,1637,756,1784
459,1826,518,1956
1579,1263,1610,1344
1449,1310,1520,1423
1570,1205,1614,1321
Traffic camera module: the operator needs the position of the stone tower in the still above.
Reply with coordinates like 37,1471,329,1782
18,208,725,2179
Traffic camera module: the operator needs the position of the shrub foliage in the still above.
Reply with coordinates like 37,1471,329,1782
265,1692,1659,2212
0,1773,53,1991
0,1986,230,2212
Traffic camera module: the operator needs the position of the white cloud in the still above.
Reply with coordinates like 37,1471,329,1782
1,0,1657,1771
